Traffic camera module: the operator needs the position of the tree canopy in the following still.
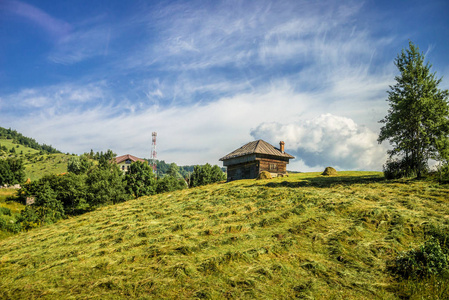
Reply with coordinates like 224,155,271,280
378,41,449,178
125,161,156,198
0,158,26,185
190,163,226,187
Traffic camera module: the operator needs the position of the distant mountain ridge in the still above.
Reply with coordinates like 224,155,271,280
0,127,60,154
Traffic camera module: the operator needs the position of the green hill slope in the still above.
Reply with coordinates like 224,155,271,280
1,139,71,181
1,172,448,299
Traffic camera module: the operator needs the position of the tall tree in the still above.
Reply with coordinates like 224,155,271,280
167,163,181,178
67,155,93,175
86,162,129,206
378,41,449,178
0,158,25,185
125,161,156,198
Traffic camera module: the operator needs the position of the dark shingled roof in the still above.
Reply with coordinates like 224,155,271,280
219,140,295,161
114,154,146,164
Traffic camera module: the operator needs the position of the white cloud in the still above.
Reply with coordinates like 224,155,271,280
1,0,71,39
250,114,388,171
48,26,113,64
1,0,405,172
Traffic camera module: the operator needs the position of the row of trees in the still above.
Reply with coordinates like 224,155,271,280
378,41,449,179
12,157,225,230
0,127,60,154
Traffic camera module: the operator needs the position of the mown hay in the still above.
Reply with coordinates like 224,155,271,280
257,171,272,180
322,167,337,176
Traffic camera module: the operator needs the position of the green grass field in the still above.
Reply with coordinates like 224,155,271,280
0,139,40,157
1,138,71,181
0,172,448,299
0,189,25,240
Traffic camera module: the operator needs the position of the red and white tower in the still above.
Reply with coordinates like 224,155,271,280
151,132,157,174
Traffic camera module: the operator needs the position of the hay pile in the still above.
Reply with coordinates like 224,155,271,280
257,171,272,180
322,167,337,176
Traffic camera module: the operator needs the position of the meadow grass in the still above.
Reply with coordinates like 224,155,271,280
0,172,448,299
0,189,23,213
23,153,71,181
1,138,71,181
0,189,24,239
0,139,39,157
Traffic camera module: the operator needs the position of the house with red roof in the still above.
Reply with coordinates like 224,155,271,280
114,154,147,173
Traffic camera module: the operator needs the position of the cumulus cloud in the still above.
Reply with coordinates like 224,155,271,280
0,0,403,170
250,114,388,171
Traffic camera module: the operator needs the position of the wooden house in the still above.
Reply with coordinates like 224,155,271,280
114,154,147,173
219,140,294,181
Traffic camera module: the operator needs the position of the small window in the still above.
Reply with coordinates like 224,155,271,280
122,165,125,171
269,163,277,171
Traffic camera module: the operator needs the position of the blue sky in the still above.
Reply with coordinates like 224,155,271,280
1,0,448,171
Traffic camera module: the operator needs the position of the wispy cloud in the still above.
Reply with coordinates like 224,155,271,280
1,0,71,39
48,25,113,64
4,0,434,171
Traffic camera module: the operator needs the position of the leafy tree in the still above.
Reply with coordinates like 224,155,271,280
86,162,129,206
125,161,156,198
18,181,65,226
0,158,25,185
67,155,93,175
211,164,226,182
33,182,65,224
190,163,226,187
378,41,449,178
156,175,186,194
52,173,88,214
167,163,181,178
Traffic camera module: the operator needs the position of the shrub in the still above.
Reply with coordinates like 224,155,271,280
425,225,449,255
383,157,426,179
0,207,12,216
388,238,448,279
156,176,186,194
436,163,449,182
0,215,21,233
190,164,226,187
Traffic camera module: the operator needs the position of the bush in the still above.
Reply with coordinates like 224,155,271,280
0,215,21,233
0,207,12,216
425,225,449,255
156,176,186,194
388,238,448,279
190,164,226,187
383,157,427,179
436,163,449,182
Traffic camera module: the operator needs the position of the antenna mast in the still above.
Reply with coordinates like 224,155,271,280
151,132,157,174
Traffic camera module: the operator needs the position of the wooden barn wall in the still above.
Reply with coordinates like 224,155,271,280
225,157,290,182
226,162,259,181
257,157,288,174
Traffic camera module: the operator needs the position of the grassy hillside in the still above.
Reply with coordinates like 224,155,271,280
22,153,71,181
1,172,448,299
0,189,25,240
1,139,71,181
